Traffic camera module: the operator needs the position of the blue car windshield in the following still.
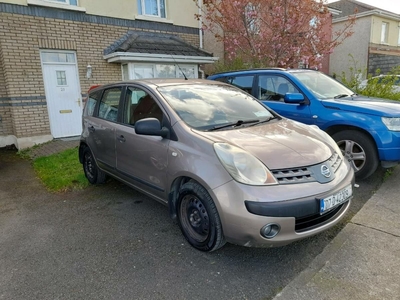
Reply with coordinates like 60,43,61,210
291,71,354,99
158,84,274,130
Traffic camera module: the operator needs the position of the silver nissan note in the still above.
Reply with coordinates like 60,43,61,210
79,79,355,252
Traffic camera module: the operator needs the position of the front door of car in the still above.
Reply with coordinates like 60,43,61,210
85,87,123,172
257,75,314,125
115,86,169,201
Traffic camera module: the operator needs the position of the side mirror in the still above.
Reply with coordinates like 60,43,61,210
284,93,305,104
135,118,169,138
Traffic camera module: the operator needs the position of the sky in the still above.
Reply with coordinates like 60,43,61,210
327,0,400,14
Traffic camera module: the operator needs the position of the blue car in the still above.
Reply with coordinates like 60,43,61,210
208,68,400,179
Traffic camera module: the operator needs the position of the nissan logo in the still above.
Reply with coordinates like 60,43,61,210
321,165,331,178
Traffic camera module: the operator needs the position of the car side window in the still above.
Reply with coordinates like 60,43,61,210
123,87,163,126
85,90,102,117
257,75,299,101
226,75,254,95
98,87,122,122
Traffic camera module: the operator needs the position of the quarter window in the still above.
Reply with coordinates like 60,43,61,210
138,0,166,18
85,90,102,117
98,88,122,122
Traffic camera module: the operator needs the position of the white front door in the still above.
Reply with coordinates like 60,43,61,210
41,51,82,138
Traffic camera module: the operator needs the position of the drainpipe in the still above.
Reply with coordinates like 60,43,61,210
198,0,203,49
198,0,205,78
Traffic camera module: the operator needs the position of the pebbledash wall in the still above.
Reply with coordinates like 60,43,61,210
0,3,200,149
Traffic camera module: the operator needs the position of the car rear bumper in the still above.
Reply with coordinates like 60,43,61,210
210,164,355,247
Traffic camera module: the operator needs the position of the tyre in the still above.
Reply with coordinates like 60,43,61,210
177,181,226,252
332,130,379,179
82,147,107,184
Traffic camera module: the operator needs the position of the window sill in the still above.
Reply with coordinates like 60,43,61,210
135,15,173,24
27,0,86,12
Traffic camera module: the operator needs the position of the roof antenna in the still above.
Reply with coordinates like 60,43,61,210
171,55,188,80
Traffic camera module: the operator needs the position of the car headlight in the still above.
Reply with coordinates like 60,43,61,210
382,117,400,131
213,143,278,185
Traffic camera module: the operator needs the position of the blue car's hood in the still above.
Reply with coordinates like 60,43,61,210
321,96,400,117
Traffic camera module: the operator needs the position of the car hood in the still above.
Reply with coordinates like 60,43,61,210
321,96,400,117
194,119,333,170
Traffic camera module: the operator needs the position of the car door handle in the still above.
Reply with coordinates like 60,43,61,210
117,135,126,143
88,126,95,132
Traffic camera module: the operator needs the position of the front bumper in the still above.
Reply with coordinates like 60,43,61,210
210,162,355,247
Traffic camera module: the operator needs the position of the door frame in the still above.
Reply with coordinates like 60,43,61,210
40,49,82,138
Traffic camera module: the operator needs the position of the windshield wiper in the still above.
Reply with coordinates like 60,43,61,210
207,119,259,131
248,117,275,127
334,94,350,99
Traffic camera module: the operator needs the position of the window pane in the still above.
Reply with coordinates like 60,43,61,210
86,90,102,117
227,76,253,94
144,0,158,16
176,66,195,79
134,65,154,79
156,65,176,78
258,76,299,101
160,0,166,18
41,52,75,63
122,64,129,80
56,71,67,85
69,0,77,5
99,88,122,122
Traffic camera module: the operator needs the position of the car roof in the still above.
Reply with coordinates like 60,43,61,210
87,78,225,93
209,68,320,77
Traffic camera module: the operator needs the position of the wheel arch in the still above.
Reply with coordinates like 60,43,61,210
325,125,378,150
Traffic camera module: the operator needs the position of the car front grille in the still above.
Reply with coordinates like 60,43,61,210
271,152,342,184
272,168,314,184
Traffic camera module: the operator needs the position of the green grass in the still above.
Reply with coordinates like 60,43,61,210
32,147,90,192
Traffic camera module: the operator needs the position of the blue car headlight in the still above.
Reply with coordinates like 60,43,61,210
382,117,400,131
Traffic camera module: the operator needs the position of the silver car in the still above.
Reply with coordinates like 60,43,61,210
79,79,355,252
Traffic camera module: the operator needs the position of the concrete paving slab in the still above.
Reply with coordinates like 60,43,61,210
274,165,400,300
352,166,400,236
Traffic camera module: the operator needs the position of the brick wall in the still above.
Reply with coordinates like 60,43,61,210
0,10,200,141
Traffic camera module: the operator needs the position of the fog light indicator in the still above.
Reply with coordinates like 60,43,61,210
260,223,280,239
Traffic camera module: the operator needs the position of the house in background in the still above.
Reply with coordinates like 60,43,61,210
329,0,400,79
0,0,217,149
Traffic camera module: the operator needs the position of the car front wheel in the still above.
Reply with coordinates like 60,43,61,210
82,147,107,184
332,130,378,179
177,181,225,252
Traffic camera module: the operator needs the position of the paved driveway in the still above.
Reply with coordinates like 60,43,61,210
0,149,385,300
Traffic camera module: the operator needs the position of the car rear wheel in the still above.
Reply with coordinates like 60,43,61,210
332,130,378,179
177,181,225,252
82,147,106,184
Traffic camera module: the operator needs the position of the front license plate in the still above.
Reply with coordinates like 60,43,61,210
320,185,352,214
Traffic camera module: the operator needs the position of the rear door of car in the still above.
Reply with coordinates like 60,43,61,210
85,86,123,172
256,74,314,125
114,85,169,201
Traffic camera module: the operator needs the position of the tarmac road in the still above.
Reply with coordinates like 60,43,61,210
0,148,386,300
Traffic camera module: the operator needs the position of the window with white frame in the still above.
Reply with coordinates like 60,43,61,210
381,22,389,44
138,0,166,18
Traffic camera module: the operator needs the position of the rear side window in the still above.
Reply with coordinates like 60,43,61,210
98,87,122,122
85,90,102,117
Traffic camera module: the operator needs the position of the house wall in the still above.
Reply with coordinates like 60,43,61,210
0,2,200,148
3,0,199,28
330,16,371,79
370,15,400,46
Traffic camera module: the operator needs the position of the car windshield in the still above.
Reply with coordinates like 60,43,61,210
158,84,274,131
291,71,355,99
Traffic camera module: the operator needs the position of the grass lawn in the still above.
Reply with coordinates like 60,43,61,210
32,147,90,192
